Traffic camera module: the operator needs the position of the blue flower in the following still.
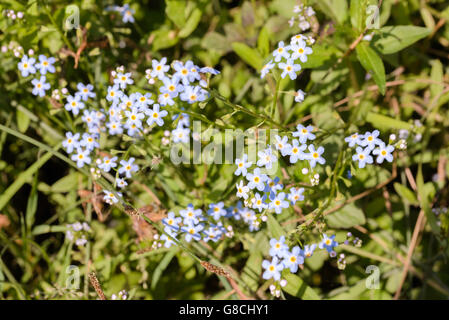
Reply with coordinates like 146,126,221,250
361,130,382,150
274,135,291,157
76,83,96,101
106,85,124,104
200,67,220,75
134,92,154,109
236,180,250,200
286,139,307,163
234,154,252,176
292,124,315,144
278,59,301,80
35,55,56,74
71,147,91,168
288,187,304,204
319,234,338,253
252,193,268,212
306,144,325,168
172,127,190,143
207,202,227,221
120,4,135,23
257,148,278,170
180,204,202,225
246,168,268,191
272,41,291,62
62,132,80,154
269,192,289,214
352,146,373,168
162,211,182,232
282,246,304,273
344,133,362,147
269,236,289,258
118,157,139,178
182,223,204,242
180,85,204,104
262,257,284,281
31,76,50,97
146,104,168,126
151,57,170,79
80,133,99,151
18,55,36,77
301,244,317,258
64,94,85,115
290,42,313,62
98,156,118,172
114,72,133,89
160,76,183,98
260,60,275,79
372,143,394,164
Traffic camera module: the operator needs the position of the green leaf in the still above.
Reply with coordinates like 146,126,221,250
231,42,263,70
50,172,79,193
350,0,367,32
365,112,413,131
430,59,443,99
151,29,179,51
241,251,262,292
16,109,30,133
0,151,53,212
393,183,418,205
371,25,431,55
301,44,340,69
282,272,320,300
266,213,286,239
356,42,386,95
165,0,187,29
25,173,38,231
257,26,270,58
416,164,440,235
319,0,348,25
151,247,178,290
326,203,366,228
178,8,202,38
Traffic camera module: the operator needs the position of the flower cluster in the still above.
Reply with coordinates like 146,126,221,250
107,4,135,23
4,9,24,21
17,52,55,97
65,222,91,247
111,290,128,300
261,33,314,83
288,4,316,31
156,204,237,248
234,124,325,222
345,130,395,168
262,234,338,294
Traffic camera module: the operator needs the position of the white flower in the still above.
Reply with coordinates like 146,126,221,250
272,41,291,62
236,181,250,200
292,124,315,144
234,154,252,176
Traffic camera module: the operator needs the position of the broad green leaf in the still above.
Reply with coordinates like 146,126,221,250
178,8,202,38
416,164,440,235
282,272,320,300
231,42,263,70
257,26,270,58
393,183,418,205
50,172,79,193
151,29,179,51
16,109,30,133
151,247,178,290
356,42,386,95
0,151,53,212
350,0,367,32
241,251,262,292
165,0,187,28
266,213,286,239
25,173,38,231
365,112,413,131
318,0,348,25
326,203,366,228
371,25,431,55
301,44,340,69
430,59,443,99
